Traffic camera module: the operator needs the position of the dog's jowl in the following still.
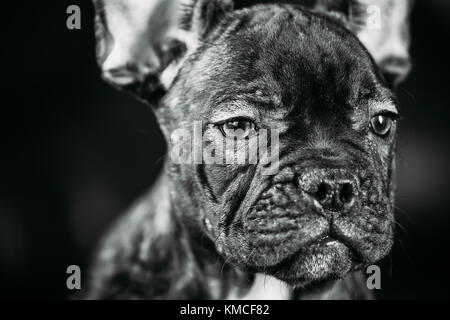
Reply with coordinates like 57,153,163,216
87,0,412,299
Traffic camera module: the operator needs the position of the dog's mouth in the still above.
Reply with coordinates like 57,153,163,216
308,234,364,263
239,226,365,286
262,233,363,286
308,235,348,250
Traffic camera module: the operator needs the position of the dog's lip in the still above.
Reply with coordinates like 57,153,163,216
303,232,339,247
262,234,363,284
313,236,339,247
315,234,363,262
304,234,349,251
276,232,362,267
244,231,365,281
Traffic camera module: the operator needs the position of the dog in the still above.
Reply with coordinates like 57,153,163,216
86,0,412,299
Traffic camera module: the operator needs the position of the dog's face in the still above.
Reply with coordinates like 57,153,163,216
162,4,397,286
93,0,411,287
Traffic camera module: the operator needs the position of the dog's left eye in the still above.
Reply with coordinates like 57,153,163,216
370,114,395,136
218,118,257,138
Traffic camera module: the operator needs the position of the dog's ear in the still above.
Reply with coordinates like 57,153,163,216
313,0,413,87
92,0,233,104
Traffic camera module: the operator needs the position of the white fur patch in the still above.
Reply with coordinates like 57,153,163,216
226,274,292,300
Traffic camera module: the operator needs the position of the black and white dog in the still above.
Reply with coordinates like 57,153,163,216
86,0,412,299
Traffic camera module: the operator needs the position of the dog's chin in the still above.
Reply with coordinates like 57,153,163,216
256,238,357,287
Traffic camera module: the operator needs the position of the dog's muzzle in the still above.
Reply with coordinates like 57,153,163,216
222,165,394,285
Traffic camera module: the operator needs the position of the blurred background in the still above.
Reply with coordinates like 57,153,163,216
1,0,450,299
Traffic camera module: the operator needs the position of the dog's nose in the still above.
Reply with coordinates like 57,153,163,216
298,169,359,214
313,179,355,212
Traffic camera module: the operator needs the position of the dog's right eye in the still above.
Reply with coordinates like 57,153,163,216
370,114,396,136
217,118,257,138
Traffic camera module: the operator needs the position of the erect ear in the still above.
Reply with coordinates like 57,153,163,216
92,0,233,104
312,0,413,88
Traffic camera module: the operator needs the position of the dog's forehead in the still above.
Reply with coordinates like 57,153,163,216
192,4,391,121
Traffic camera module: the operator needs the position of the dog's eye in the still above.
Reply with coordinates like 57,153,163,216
370,114,394,136
218,118,257,138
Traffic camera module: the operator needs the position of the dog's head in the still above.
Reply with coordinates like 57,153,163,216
93,0,411,286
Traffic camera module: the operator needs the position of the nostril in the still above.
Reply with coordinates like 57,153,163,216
315,182,331,202
339,183,354,204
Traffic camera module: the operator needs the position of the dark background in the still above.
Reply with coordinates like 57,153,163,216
1,0,450,299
